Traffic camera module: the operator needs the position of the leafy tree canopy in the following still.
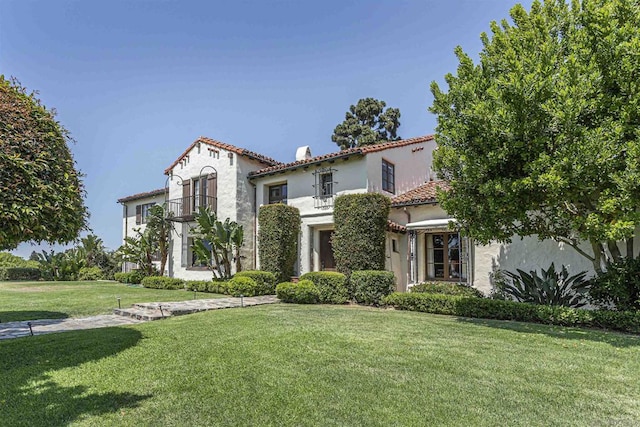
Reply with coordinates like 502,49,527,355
430,0,640,271
331,98,401,149
0,76,88,250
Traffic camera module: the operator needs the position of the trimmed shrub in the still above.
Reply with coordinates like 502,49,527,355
141,276,185,290
185,280,209,292
226,276,258,297
114,271,144,284
258,204,301,283
382,292,640,334
0,267,41,281
78,267,104,281
332,193,390,276
300,271,349,304
352,270,395,306
589,257,640,311
276,280,320,304
410,281,484,298
234,270,277,295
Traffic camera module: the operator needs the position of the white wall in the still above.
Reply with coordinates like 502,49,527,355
165,143,266,280
120,193,166,273
365,138,437,196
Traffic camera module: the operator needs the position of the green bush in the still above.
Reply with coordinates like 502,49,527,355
0,267,41,281
300,271,349,304
332,193,390,275
382,292,640,334
141,276,185,290
226,276,258,297
258,204,301,283
410,281,484,298
185,280,209,292
114,271,144,284
352,270,396,306
276,280,320,304
78,267,104,281
589,257,640,311
234,270,277,295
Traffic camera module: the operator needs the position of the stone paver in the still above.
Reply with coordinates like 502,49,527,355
0,295,279,340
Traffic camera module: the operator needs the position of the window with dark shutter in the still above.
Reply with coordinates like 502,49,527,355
207,173,217,213
135,205,142,225
182,181,191,216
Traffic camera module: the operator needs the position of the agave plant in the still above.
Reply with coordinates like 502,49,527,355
502,263,590,308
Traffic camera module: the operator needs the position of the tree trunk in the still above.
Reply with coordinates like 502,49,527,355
590,240,605,274
626,237,634,259
607,240,622,262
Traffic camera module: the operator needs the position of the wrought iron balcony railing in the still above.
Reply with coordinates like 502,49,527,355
166,195,217,221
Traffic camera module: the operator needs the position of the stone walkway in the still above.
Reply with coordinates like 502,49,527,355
0,295,279,340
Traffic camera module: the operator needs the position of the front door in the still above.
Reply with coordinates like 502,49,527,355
319,230,336,271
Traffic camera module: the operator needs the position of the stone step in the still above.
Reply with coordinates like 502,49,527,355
113,307,168,321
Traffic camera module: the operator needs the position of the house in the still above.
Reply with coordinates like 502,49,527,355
118,135,595,293
117,188,167,273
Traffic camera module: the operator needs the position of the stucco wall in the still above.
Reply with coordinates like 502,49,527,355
165,143,266,280
365,138,437,196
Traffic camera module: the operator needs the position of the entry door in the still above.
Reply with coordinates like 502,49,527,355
319,230,336,271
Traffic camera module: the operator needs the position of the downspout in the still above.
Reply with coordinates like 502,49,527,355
251,181,257,270
403,207,411,288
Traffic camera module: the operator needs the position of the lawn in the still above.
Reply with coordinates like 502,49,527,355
1,304,639,426
0,281,218,322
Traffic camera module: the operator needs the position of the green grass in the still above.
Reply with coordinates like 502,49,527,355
1,304,639,426
0,281,219,322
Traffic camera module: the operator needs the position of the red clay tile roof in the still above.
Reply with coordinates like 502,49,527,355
390,181,450,207
248,135,435,178
164,137,282,175
387,219,407,233
117,188,167,204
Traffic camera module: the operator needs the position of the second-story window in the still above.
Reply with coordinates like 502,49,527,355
382,159,395,194
136,203,156,225
319,172,333,198
268,183,287,204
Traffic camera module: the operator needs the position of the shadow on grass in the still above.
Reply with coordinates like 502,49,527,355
0,311,69,323
0,327,150,426
455,316,640,348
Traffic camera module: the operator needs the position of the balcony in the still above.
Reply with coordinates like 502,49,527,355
166,195,217,221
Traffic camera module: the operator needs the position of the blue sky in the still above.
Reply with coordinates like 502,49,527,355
2,0,531,256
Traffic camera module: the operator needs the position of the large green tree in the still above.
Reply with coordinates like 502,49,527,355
430,0,640,272
331,98,401,149
0,76,88,250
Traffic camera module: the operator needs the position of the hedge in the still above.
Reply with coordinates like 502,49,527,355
226,276,259,297
234,270,277,295
410,281,484,298
141,276,185,290
258,204,301,283
382,292,640,334
300,271,349,304
78,267,104,281
351,270,396,306
114,271,144,284
0,267,41,281
332,193,390,275
276,280,320,304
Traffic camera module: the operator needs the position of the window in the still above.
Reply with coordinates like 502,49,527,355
136,203,156,225
392,238,399,253
189,237,211,268
320,172,333,198
425,233,467,280
382,159,395,194
268,183,287,204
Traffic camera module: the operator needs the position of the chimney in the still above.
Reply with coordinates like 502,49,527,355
295,146,312,161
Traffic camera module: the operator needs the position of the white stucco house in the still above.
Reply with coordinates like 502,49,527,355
117,188,167,273
118,134,598,294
